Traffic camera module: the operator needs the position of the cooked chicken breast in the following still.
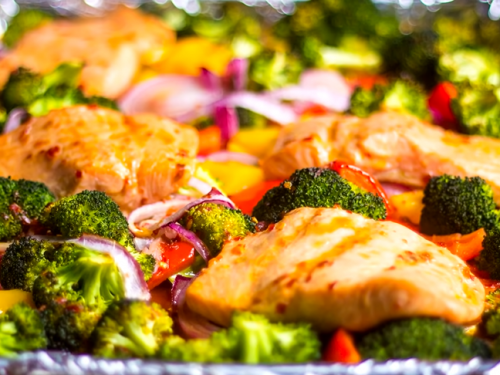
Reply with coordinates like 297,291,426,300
262,111,500,204
186,207,484,332
0,7,174,98
0,106,198,212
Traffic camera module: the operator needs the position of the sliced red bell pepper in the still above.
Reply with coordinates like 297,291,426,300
323,328,361,363
329,161,393,216
198,125,222,156
147,240,195,290
230,180,283,215
428,82,458,130
422,228,485,262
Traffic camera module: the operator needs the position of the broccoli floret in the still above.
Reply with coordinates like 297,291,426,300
420,175,499,236
252,167,386,223
159,311,321,363
478,228,500,279
439,48,500,86
32,244,125,310
0,302,47,357
451,84,500,138
2,9,53,48
349,80,430,120
91,300,173,358
39,300,102,352
0,177,55,241
179,203,256,257
357,318,491,361
40,190,155,280
1,63,81,112
0,63,118,116
249,51,303,91
0,237,56,291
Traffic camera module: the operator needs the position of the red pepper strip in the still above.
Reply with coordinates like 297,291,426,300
323,328,361,363
421,228,485,262
428,82,458,130
147,241,195,290
230,180,284,216
329,161,393,216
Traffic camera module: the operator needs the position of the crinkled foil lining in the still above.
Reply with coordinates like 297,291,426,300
0,353,499,375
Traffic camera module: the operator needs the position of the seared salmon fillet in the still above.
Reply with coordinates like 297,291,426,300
186,207,484,332
262,111,500,204
0,7,174,98
0,106,198,212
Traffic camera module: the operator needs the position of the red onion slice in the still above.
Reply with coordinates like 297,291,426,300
198,151,259,165
167,222,211,262
2,108,29,134
380,182,415,198
119,75,223,122
268,86,350,113
171,275,221,338
222,92,297,125
187,177,213,195
200,68,223,94
215,104,239,144
128,199,192,236
152,188,236,231
225,58,248,91
68,235,150,301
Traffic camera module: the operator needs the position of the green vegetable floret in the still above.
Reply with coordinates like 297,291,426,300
356,318,491,361
0,177,55,241
91,300,173,358
451,84,500,139
420,175,499,236
0,63,118,116
0,237,56,291
2,9,53,48
33,243,125,351
0,302,47,358
478,228,500,280
483,290,500,358
41,190,155,280
159,311,321,363
349,80,430,120
179,203,256,257
252,167,386,223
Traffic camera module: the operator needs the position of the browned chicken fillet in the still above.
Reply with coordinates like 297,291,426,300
186,207,484,332
0,7,174,98
262,111,500,204
0,105,198,212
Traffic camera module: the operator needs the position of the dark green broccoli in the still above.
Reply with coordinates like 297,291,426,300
478,228,500,279
1,62,82,112
91,300,173,358
236,107,266,129
349,80,430,120
2,9,53,48
0,302,47,357
0,237,55,291
32,243,125,310
249,51,303,91
32,243,127,351
451,84,500,138
420,175,499,236
356,318,491,361
252,167,386,223
0,63,118,116
0,177,55,241
159,311,321,363
39,300,102,352
41,190,155,280
179,203,256,257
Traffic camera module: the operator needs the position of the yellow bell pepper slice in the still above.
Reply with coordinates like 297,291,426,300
228,127,281,159
390,190,424,226
200,160,264,196
0,290,34,314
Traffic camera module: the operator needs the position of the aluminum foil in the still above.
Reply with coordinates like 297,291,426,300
2,352,500,375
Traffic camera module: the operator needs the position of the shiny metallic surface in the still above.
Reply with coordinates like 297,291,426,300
0,353,499,375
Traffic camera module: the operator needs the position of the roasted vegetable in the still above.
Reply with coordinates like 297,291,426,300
252,167,386,223
2,9,53,48
357,318,491,361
